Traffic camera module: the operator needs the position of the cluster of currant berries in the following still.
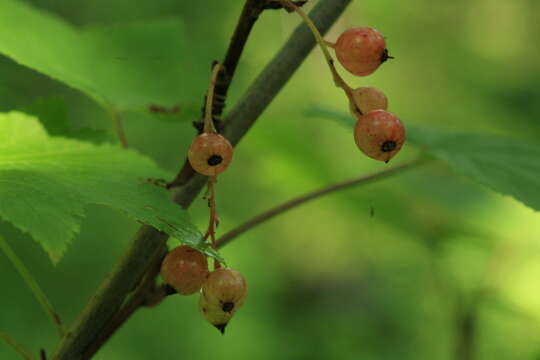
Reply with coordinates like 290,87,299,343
160,21,405,335
161,82,246,332
161,246,247,333
329,26,406,163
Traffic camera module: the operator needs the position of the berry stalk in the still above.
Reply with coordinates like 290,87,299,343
203,63,224,134
201,62,228,268
279,0,356,108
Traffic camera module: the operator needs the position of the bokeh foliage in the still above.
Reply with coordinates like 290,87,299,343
1,0,540,359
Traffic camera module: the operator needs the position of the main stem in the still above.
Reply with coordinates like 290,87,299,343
52,1,351,359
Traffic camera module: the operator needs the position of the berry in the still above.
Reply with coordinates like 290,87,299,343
354,110,405,163
199,268,247,333
188,133,233,176
160,245,209,295
333,27,391,76
349,86,388,116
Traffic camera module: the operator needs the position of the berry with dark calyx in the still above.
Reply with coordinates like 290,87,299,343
354,109,405,163
188,133,233,176
349,86,388,116
333,27,391,76
160,245,209,295
199,268,247,333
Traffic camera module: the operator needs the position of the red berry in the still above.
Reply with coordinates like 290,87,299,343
199,268,247,333
188,133,233,176
354,110,405,163
349,86,388,116
160,245,209,295
333,27,391,76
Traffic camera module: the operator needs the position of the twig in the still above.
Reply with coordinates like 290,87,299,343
217,159,427,248
52,227,168,360
0,236,66,337
264,1,307,11
0,330,35,360
81,247,167,360
52,1,351,359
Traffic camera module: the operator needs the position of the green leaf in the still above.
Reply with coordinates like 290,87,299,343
0,111,219,263
0,0,205,119
23,96,113,143
407,126,540,211
307,105,540,211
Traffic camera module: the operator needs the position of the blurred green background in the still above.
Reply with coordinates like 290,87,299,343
1,0,540,359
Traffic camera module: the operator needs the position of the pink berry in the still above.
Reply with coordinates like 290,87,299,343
160,245,209,295
349,86,388,116
333,27,391,76
354,110,405,163
188,133,233,176
199,268,247,333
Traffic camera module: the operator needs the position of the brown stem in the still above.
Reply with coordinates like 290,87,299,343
81,248,167,360
203,176,219,254
52,1,351,359
217,159,426,248
264,0,307,11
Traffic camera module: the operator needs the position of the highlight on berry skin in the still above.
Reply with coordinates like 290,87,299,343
188,133,233,176
353,109,406,163
160,245,209,295
199,267,247,333
331,27,391,77
349,86,388,116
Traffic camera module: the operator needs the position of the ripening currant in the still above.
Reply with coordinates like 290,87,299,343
354,109,405,163
349,86,388,116
160,245,209,295
199,268,247,333
332,27,391,76
188,133,233,176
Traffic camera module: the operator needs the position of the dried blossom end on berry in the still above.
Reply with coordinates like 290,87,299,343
381,48,394,63
207,155,223,166
381,140,397,152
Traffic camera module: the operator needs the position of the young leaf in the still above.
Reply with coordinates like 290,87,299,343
307,105,540,211
0,111,218,263
0,0,205,119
